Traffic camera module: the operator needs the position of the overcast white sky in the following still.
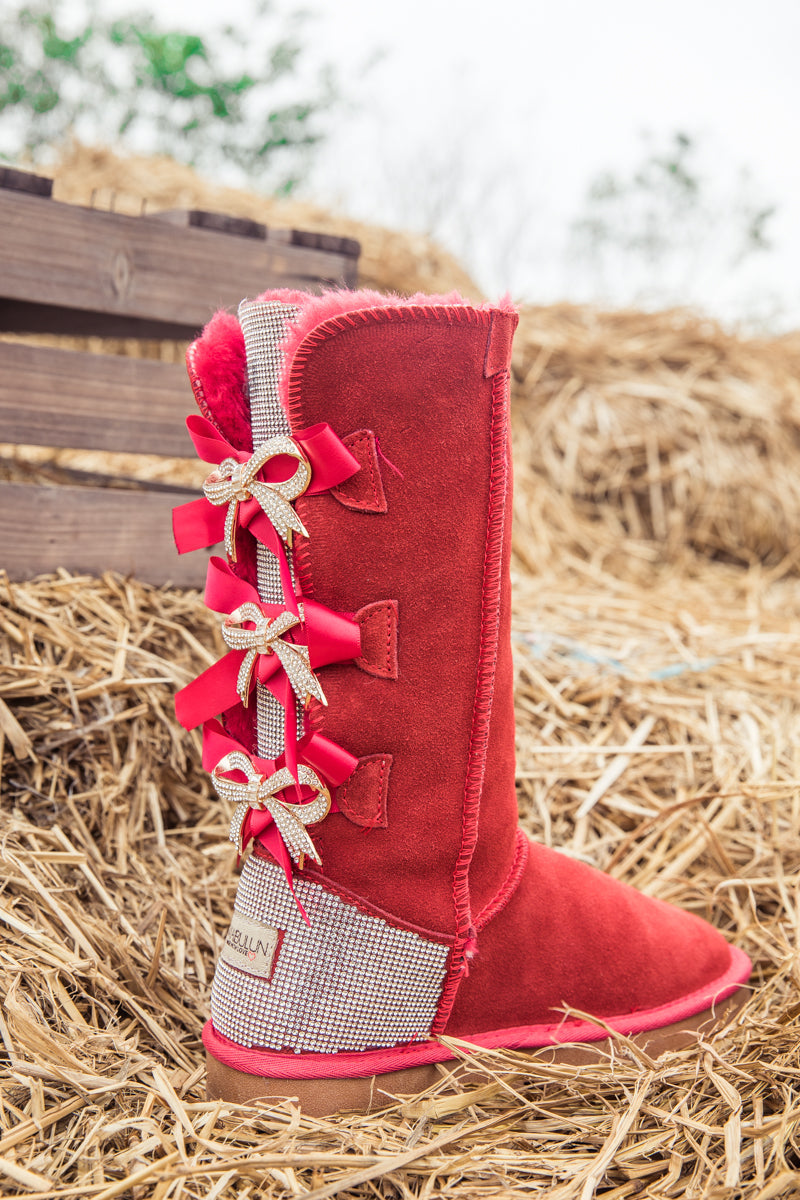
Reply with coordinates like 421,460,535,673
304,0,800,326
58,0,800,326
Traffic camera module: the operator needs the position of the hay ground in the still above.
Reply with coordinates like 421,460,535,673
1,147,799,1198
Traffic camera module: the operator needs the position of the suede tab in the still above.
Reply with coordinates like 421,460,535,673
330,430,388,513
354,600,399,679
336,754,392,829
483,311,519,378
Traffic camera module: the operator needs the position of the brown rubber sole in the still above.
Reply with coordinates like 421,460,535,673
205,987,748,1116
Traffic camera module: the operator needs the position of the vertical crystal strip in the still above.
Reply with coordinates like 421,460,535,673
238,299,300,759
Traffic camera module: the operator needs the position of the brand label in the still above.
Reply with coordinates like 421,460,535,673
220,912,281,980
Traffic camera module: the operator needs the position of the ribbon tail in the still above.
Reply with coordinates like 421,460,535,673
173,497,226,554
186,414,240,464
260,826,311,925
246,512,301,616
176,653,246,730
205,556,260,613
301,732,359,787
297,423,361,493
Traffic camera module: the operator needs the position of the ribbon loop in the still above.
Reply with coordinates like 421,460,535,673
221,601,327,709
212,751,331,866
202,435,311,560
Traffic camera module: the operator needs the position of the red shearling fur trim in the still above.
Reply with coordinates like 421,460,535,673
202,942,751,1079
431,368,511,1035
185,311,249,447
183,290,517,452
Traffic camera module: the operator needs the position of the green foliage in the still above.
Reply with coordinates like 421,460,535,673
0,0,337,192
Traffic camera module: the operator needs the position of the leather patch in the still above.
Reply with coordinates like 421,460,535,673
336,754,392,829
220,912,282,980
484,310,519,377
330,430,388,513
354,600,398,679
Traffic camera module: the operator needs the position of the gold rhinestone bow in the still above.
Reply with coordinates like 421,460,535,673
221,601,327,709
212,750,331,863
203,436,311,560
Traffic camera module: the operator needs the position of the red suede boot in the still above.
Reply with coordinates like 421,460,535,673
174,289,750,1114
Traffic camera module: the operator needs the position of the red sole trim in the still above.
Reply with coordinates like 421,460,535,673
203,943,751,1080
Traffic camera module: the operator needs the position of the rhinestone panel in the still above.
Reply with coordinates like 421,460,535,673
210,856,450,1053
239,299,300,758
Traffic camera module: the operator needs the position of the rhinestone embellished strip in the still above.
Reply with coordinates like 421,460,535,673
211,855,450,1053
239,299,300,757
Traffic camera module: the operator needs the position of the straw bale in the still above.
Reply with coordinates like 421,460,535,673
0,557,798,1198
511,304,800,576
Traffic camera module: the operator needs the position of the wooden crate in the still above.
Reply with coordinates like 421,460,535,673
0,168,360,588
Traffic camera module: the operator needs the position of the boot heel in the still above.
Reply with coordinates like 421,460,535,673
206,1054,442,1116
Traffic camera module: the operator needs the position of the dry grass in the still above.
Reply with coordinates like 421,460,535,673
2,563,798,1198
1,146,799,1198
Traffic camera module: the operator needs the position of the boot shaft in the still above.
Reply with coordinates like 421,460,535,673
183,289,521,1056
179,288,750,1085
284,301,520,935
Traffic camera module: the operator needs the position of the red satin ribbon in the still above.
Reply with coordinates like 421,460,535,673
203,719,357,918
172,416,359,558
176,559,361,779
174,414,362,908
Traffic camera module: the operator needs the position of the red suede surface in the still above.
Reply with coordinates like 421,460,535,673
446,839,735,1035
288,311,506,934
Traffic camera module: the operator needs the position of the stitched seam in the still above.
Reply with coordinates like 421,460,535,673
431,368,510,1035
186,341,215,427
384,601,392,673
254,840,452,942
362,432,381,510
286,308,493,427
473,829,528,932
378,754,387,823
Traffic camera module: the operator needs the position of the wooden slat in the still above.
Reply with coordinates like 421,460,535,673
0,168,53,198
0,190,360,337
149,209,268,240
150,210,361,259
0,482,213,588
0,343,193,455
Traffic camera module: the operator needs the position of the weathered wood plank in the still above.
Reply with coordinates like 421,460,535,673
0,168,53,198
150,210,361,259
150,208,268,240
0,482,212,588
0,342,194,455
0,190,359,336
0,300,199,340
